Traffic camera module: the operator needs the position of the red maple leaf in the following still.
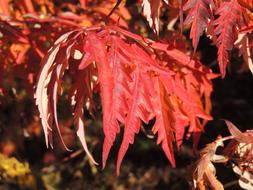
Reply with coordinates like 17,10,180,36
35,25,214,174
213,0,242,77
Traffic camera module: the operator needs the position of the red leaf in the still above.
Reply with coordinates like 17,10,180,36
102,36,132,168
116,67,155,175
213,0,242,77
183,0,214,51
152,77,175,166
84,33,116,168
35,26,214,174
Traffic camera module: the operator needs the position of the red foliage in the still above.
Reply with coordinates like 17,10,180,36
213,0,242,77
0,1,253,187
183,0,213,52
0,0,130,96
34,25,215,174
135,0,253,76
